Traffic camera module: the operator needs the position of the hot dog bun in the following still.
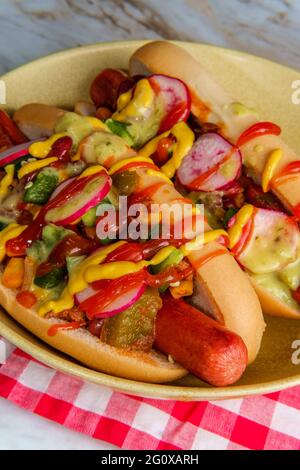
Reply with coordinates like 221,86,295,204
0,282,187,383
13,103,65,140
189,242,265,364
129,41,257,141
129,41,300,211
130,41,300,321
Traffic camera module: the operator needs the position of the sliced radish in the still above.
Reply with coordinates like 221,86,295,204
76,282,145,319
177,133,241,192
149,74,191,132
237,208,299,274
75,285,98,304
96,284,145,318
45,172,111,226
49,177,76,200
0,140,39,167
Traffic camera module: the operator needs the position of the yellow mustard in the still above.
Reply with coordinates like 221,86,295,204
180,229,228,255
116,88,132,111
114,79,155,120
38,242,126,315
68,241,126,295
84,246,176,284
0,165,14,202
18,157,58,180
38,286,74,316
146,169,173,185
139,130,170,156
78,165,107,178
108,156,153,175
227,204,254,249
29,133,68,159
262,148,283,193
0,224,27,262
38,244,176,314
139,122,195,179
161,123,195,178
84,117,108,131
85,260,145,283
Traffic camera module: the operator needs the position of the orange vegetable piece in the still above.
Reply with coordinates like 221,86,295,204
2,258,24,289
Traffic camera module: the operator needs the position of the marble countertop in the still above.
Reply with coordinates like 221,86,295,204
0,0,300,451
0,0,300,75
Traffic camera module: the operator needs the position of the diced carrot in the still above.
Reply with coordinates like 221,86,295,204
2,258,25,288
170,279,193,299
16,290,37,308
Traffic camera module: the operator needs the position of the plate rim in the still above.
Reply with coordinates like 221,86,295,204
2,314,300,401
1,39,300,400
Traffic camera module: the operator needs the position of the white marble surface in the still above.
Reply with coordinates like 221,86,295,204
0,0,300,451
0,0,299,75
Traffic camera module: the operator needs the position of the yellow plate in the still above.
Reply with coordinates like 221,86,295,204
1,40,300,400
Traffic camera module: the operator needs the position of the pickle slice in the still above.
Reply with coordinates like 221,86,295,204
101,288,162,351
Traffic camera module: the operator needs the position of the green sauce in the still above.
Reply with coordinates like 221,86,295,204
279,257,300,291
55,112,94,148
82,131,134,165
250,272,300,312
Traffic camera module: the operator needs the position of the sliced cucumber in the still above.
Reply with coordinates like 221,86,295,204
34,267,66,289
24,168,59,204
82,197,114,227
82,206,97,227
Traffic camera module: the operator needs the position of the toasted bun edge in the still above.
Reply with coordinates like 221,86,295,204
0,283,187,383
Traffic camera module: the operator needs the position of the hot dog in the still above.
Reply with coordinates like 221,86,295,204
155,293,248,387
7,104,265,363
0,49,268,387
129,41,300,319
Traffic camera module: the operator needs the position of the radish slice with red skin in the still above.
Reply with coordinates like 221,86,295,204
177,133,242,192
45,172,111,226
49,177,76,200
75,285,97,304
148,74,191,132
76,283,146,319
236,208,300,274
0,140,41,167
96,284,145,318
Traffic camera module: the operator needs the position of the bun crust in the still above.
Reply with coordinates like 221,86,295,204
13,103,65,139
129,41,256,141
0,283,187,383
189,242,266,364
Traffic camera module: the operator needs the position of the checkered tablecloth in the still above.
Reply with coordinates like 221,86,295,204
0,336,299,450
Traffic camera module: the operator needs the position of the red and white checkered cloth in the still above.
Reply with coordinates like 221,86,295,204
0,336,300,450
